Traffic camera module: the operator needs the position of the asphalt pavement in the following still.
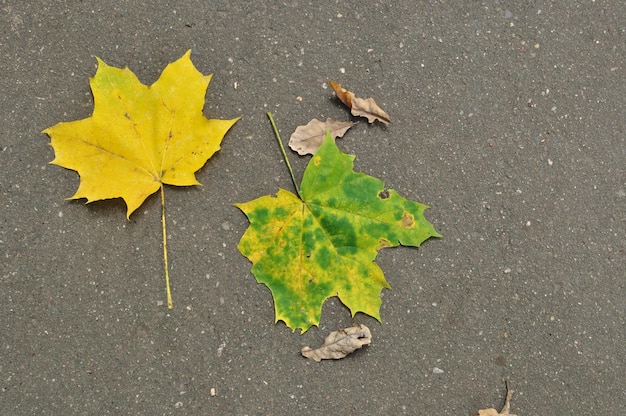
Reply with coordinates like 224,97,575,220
1,1,624,414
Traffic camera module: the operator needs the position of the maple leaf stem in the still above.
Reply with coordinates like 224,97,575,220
160,184,173,309
267,112,301,197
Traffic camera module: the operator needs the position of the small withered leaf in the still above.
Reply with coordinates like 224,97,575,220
289,118,355,155
472,382,517,416
301,324,372,361
329,80,390,124
328,80,353,108
352,96,391,124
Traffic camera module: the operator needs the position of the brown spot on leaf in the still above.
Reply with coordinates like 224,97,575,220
401,211,414,228
378,237,393,249
378,189,390,199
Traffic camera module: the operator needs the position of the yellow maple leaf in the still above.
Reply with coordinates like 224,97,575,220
43,50,239,308
43,50,239,218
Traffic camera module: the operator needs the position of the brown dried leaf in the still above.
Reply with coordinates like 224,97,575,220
329,80,390,124
473,383,517,416
328,80,354,108
289,118,355,155
351,96,391,124
301,324,372,362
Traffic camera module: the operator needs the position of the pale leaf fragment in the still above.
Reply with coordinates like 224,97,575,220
473,382,517,416
289,118,355,155
351,96,391,124
301,324,371,362
329,80,390,124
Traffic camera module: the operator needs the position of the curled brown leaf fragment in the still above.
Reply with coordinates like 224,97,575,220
328,80,354,108
473,382,517,416
329,80,391,124
289,118,355,155
301,324,372,362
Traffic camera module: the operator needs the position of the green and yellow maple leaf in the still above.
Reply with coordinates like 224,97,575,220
236,133,440,332
43,50,239,308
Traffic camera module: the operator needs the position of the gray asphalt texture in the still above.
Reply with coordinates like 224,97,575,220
2,1,625,415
